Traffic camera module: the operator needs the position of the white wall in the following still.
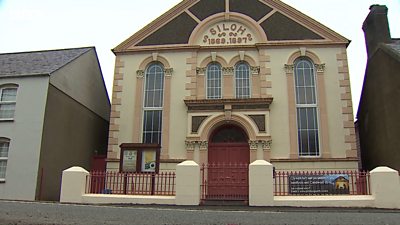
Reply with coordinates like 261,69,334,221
61,164,400,209
0,76,49,200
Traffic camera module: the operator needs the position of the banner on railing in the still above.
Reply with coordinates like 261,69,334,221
288,174,350,195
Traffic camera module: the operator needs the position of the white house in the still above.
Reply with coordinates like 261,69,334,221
0,47,110,201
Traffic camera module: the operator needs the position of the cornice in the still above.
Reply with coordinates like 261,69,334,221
113,41,348,55
184,98,273,106
184,98,273,111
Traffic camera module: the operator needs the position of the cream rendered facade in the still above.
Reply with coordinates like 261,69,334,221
107,0,358,172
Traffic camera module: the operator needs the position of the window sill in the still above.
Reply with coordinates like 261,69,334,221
0,179,5,183
299,155,322,158
0,118,14,122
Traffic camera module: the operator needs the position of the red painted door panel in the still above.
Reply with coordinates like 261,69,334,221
206,143,249,200
208,143,249,164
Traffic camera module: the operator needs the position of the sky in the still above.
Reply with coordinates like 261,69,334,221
0,0,399,117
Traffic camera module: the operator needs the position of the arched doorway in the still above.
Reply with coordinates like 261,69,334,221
208,124,250,164
204,124,250,202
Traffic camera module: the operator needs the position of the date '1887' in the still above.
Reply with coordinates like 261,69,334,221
202,22,254,45
203,35,253,45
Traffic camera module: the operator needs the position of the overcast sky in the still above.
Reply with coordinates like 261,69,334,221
0,0,399,117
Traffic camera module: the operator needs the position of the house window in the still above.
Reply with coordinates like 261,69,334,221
206,62,222,99
142,62,164,144
0,87,17,120
0,138,10,180
294,58,320,156
235,62,251,98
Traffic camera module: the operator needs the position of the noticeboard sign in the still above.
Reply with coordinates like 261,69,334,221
119,143,160,173
288,174,350,195
141,150,157,172
122,150,137,172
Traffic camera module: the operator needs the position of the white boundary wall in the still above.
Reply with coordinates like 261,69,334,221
81,194,175,205
60,161,400,209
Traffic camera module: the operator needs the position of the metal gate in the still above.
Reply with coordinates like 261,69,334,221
201,163,249,201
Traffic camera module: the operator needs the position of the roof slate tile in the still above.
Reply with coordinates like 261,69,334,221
0,47,92,77
386,40,400,55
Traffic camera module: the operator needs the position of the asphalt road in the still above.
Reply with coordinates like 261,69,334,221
0,200,400,225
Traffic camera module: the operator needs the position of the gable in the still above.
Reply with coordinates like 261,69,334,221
137,12,198,46
260,12,323,40
114,0,348,52
230,0,273,21
188,0,225,21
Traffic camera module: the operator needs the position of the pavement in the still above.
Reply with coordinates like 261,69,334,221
1,200,400,225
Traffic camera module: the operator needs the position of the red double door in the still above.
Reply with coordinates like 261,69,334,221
207,142,250,200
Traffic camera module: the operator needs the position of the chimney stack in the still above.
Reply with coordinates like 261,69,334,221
362,5,391,58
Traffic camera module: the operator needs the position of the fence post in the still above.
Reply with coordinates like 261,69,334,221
249,160,274,206
370,166,400,209
60,166,89,203
175,160,200,205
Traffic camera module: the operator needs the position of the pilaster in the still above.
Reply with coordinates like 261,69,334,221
107,56,124,161
336,48,357,158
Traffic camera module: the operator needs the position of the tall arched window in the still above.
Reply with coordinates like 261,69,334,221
206,62,222,99
0,138,10,180
294,58,320,156
142,62,164,144
235,62,250,98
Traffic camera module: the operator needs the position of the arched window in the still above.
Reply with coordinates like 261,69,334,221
235,62,250,98
142,62,164,144
0,138,10,180
0,85,18,120
210,125,248,143
294,58,319,156
206,62,222,99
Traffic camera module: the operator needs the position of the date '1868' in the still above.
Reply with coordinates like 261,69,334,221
202,22,254,45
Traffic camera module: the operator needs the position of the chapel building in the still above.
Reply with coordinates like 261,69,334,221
106,0,358,173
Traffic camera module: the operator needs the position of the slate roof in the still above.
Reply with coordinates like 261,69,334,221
386,39,400,55
0,47,92,77
380,39,400,62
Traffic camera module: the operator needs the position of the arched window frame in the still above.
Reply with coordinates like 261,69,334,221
0,84,18,120
210,125,248,143
0,137,10,180
294,57,320,157
142,62,165,144
206,62,222,99
234,61,251,99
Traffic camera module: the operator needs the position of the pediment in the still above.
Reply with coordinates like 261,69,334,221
113,0,349,53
